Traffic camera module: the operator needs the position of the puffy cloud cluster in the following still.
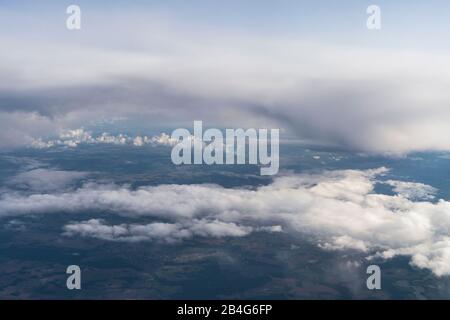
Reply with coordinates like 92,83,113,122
30,129,177,149
1,167,450,276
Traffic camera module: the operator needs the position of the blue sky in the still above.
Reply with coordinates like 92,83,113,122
2,0,450,51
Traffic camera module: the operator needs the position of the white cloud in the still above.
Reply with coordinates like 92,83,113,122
385,180,437,200
371,238,450,277
256,225,284,233
319,236,369,252
8,168,88,192
30,128,94,149
150,133,179,146
95,133,129,145
30,129,176,149
132,136,145,147
59,128,92,141
63,219,253,243
1,167,450,276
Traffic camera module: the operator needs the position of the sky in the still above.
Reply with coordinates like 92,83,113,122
3,1,450,282
1,0,450,153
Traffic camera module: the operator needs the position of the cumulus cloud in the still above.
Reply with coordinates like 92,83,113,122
319,236,370,252
63,219,253,243
149,133,179,147
30,129,176,149
1,167,450,276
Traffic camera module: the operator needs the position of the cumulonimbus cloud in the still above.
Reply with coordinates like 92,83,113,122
1,9,450,153
1,167,450,276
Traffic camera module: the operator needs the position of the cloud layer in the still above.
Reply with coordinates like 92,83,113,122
2,167,450,276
